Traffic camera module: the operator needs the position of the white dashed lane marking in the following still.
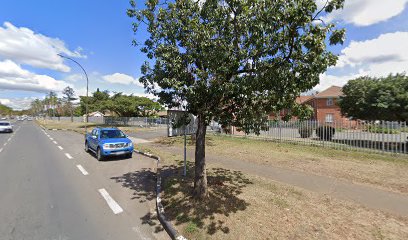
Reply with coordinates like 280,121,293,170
0,148,2,153
65,153,73,159
76,165,89,176
98,188,124,215
49,138,54,140
58,146,63,150
53,141,58,144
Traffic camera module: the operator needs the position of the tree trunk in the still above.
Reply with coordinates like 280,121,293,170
193,114,208,199
70,104,74,122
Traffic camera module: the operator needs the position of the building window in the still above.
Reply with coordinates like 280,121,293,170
326,97,333,106
325,113,334,123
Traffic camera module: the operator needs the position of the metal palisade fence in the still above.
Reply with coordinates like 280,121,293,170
227,120,408,155
44,116,169,128
103,117,168,128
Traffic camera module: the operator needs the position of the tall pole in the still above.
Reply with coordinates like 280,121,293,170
57,54,89,123
57,54,89,133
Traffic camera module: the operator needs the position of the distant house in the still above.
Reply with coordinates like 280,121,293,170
303,86,354,124
86,111,104,117
268,86,355,125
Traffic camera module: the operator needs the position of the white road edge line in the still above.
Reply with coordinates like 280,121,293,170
98,188,124,215
53,141,58,144
58,146,63,150
76,165,89,175
65,153,73,159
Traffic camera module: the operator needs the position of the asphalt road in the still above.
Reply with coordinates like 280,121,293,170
0,121,168,240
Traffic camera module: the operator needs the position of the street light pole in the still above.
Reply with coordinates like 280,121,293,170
57,54,89,123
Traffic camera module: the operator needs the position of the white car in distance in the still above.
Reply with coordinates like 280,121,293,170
0,121,13,133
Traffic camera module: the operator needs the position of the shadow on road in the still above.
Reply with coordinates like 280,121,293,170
111,168,156,203
111,168,165,233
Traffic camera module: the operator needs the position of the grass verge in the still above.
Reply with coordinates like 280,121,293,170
155,134,408,194
138,145,408,240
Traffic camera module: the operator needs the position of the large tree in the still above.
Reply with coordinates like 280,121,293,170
62,86,77,122
107,93,163,117
78,89,163,117
30,99,44,116
128,0,345,199
339,74,408,122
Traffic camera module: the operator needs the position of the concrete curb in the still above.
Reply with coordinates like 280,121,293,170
133,149,187,240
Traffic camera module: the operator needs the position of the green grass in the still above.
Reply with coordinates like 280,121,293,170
158,134,408,164
185,222,199,234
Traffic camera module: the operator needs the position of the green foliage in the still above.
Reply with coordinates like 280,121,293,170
365,125,400,134
129,0,345,134
185,221,199,234
129,0,345,198
339,74,408,121
0,103,12,115
78,89,163,117
62,86,77,121
62,86,77,102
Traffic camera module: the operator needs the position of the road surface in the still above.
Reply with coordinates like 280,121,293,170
0,121,168,240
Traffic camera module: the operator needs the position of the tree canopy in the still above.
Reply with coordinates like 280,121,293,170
79,89,163,117
0,103,12,115
62,86,77,121
339,74,408,122
129,0,345,198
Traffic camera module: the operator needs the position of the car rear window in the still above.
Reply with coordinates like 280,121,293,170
0,122,10,126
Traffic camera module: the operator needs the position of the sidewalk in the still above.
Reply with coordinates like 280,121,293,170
147,143,408,217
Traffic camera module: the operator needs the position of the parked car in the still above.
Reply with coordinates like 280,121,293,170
0,121,13,133
27,117,33,121
85,127,134,161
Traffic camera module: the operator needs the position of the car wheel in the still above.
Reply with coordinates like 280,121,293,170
97,148,103,161
127,153,133,159
85,141,89,152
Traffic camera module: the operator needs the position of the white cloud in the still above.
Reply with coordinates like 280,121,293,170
317,0,408,26
317,31,408,90
316,71,367,91
102,73,143,86
0,97,36,110
0,22,86,72
132,92,157,100
64,73,85,82
335,32,408,74
0,59,71,93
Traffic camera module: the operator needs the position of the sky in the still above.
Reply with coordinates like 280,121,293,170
0,0,408,110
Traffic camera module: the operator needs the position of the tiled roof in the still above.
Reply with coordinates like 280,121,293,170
296,96,313,104
315,86,343,98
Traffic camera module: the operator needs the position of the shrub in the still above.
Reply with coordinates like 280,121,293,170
365,125,400,134
316,126,335,141
298,125,313,138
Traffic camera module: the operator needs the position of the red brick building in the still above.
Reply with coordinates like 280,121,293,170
268,86,355,125
303,86,354,125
